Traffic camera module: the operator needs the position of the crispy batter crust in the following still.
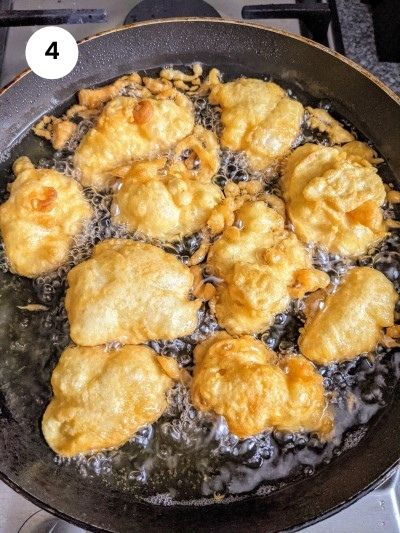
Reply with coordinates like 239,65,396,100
282,142,387,256
207,201,329,335
42,344,177,456
65,239,201,346
192,332,333,438
0,157,92,278
74,95,195,189
299,267,398,363
209,78,304,172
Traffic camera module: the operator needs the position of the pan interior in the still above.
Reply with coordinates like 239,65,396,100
1,65,400,511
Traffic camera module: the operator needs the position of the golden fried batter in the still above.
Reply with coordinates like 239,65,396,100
169,125,220,182
33,75,150,150
33,115,77,150
299,267,398,364
306,107,355,145
209,78,303,171
191,332,333,438
42,344,178,456
340,140,383,165
111,158,223,241
74,94,194,189
207,201,329,335
65,239,201,346
282,143,387,256
0,157,92,278
78,72,143,109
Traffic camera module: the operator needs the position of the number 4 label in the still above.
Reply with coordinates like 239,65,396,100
45,41,60,59
25,27,78,79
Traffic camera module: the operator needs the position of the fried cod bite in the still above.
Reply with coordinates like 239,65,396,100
209,78,304,172
111,127,223,241
42,344,178,456
65,239,201,346
282,142,387,256
191,332,333,438
299,267,398,364
112,160,223,241
74,94,195,189
0,157,92,278
207,201,329,335
306,107,355,145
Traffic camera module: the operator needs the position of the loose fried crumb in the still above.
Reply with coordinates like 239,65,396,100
207,197,235,235
78,73,142,109
224,181,241,197
387,190,400,204
143,77,173,94
386,324,400,338
160,63,203,82
197,68,221,95
387,219,400,229
65,104,100,120
304,289,327,319
306,107,355,145
33,115,77,151
382,334,400,348
188,239,210,266
155,355,181,380
174,80,191,91
17,304,49,311
289,269,330,299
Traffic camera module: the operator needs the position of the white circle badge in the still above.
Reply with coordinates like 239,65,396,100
25,26,79,80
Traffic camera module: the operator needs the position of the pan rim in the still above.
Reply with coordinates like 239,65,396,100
0,16,399,533
0,463,398,533
0,17,399,106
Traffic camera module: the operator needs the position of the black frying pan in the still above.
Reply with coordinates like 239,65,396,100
0,18,400,533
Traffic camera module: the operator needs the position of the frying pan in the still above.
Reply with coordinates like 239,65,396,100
0,18,400,533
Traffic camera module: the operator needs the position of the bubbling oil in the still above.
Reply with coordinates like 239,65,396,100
1,74,400,504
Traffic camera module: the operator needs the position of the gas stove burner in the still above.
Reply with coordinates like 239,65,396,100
124,0,220,24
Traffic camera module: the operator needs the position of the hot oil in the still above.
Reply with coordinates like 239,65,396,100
0,76,399,505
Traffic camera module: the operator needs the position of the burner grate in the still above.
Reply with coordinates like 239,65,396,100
124,0,220,24
242,0,344,53
0,7,107,77
0,0,11,83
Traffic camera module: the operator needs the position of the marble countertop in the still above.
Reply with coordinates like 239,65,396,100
336,0,400,95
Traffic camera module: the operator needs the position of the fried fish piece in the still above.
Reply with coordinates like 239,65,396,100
299,267,398,364
209,78,304,171
42,344,178,456
74,94,194,189
65,239,201,346
0,157,92,278
282,143,387,256
207,201,329,335
191,332,333,438
306,107,355,145
111,158,223,241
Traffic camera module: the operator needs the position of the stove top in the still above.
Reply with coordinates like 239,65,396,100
0,0,398,92
0,1,399,531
